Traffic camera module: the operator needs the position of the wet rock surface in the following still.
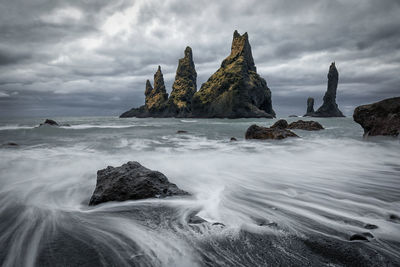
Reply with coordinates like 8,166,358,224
89,161,189,205
364,223,378,230
349,232,374,241
245,124,298,140
39,119,70,127
353,97,400,137
270,119,289,129
2,142,19,147
287,120,324,131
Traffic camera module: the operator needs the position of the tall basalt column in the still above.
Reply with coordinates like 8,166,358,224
168,46,197,114
313,62,344,117
304,97,315,116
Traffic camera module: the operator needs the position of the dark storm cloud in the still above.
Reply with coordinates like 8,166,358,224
0,0,399,117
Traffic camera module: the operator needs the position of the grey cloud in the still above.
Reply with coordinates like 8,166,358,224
0,0,399,117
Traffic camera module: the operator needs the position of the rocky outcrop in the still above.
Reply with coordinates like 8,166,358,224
168,47,197,116
304,97,315,116
269,119,323,131
191,31,275,118
89,161,188,205
353,97,400,137
287,120,324,131
38,119,70,127
270,119,289,129
120,66,169,118
120,31,275,118
312,62,344,117
245,124,298,140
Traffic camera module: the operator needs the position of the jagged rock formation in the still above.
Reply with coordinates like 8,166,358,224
304,97,315,116
120,31,275,119
245,124,298,140
168,47,197,116
312,62,344,117
120,66,169,118
353,97,400,137
89,161,189,205
191,31,275,118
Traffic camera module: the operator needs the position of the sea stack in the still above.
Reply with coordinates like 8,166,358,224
304,97,315,116
168,46,197,116
191,30,275,118
120,31,275,118
147,66,168,112
120,66,169,117
313,62,344,117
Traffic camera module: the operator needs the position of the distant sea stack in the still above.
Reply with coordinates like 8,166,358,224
311,62,345,117
120,66,169,118
304,97,315,116
191,31,275,118
120,30,275,118
168,46,197,116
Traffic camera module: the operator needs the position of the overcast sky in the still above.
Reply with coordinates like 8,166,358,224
0,0,399,117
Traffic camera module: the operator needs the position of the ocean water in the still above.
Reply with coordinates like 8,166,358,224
0,116,399,266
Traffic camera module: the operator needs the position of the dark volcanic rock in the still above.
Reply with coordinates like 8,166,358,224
230,137,238,141
389,214,400,223
176,130,188,134
288,115,298,117
313,63,345,117
89,161,188,205
287,120,324,131
304,97,315,116
40,119,59,126
191,31,275,118
353,97,400,137
168,47,197,116
39,119,70,127
188,215,207,224
349,232,374,241
2,142,19,147
245,124,298,140
364,224,378,230
270,119,288,129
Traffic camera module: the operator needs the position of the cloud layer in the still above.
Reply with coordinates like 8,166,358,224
1,0,399,117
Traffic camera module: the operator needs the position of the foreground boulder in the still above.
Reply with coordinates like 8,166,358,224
245,124,298,140
287,120,324,131
190,30,275,118
353,97,400,137
89,161,189,205
312,62,345,117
